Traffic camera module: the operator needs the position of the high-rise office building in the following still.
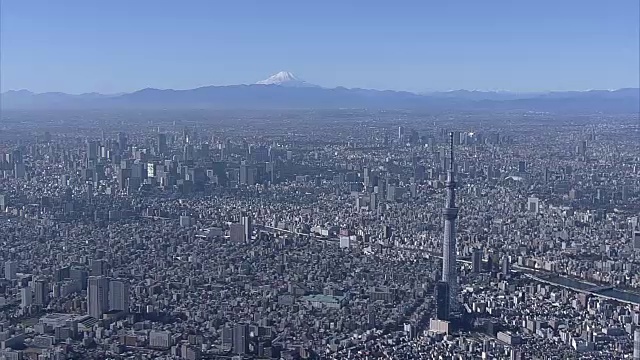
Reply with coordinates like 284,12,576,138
90,259,107,276
230,223,245,243
634,231,640,250
200,143,210,159
4,260,17,280
149,330,172,349
576,140,587,156
118,132,128,152
249,145,269,163
241,215,253,243
117,168,132,191
233,324,249,355
370,193,378,211
88,276,110,319
109,279,130,312
183,144,195,162
222,326,234,350
502,257,511,276
518,160,526,173
182,127,191,145
14,163,26,179
131,163,144,180
239,164,257,186
267,162,277,184
157,133,167,155
21,287,32,308
441,133,459,312
472,249,483,274
34,279,48,306
70,267,89,290
527,197,540,214
87,140,98,161
383,225,392,240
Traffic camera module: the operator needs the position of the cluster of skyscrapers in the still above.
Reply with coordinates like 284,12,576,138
87,276,129,319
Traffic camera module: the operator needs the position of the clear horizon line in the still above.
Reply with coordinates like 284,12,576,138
2,85,638,96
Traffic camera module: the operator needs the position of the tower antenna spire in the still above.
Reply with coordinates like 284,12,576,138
449,132,455,172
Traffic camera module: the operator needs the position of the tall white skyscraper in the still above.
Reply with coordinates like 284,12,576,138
4,261,17,280
88,276,110,319
109,279,130,312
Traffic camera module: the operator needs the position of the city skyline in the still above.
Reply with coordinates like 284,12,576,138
1,0,639,94
1,108,638,359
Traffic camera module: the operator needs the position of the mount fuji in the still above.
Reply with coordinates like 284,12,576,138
256,71,319,88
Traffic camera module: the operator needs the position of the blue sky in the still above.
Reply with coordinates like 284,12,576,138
1,0,638,93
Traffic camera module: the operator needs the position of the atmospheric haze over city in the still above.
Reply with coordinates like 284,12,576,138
0,1,639,360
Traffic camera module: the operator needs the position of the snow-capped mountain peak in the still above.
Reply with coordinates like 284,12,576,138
256,71,317,87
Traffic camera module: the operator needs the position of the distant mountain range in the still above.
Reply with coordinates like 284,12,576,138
1,72,638,113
